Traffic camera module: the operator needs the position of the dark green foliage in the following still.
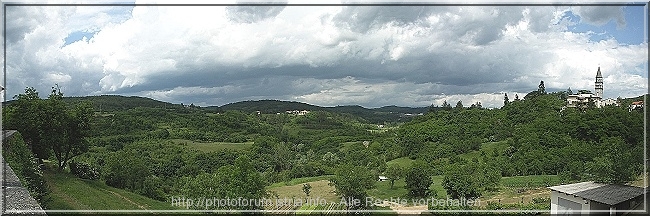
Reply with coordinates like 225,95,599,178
584,137,642,184
455,100,463,109
385,163,404,189
442,161,500,199
4,83,641,211
303,183,312,196
178,155,267,210
3,87,50,160
404,160,433,198
1,132,50,207
215,99,428,124
329,165,376,210
396,108,507,159
64,95,180,112
69,160,99,180
3,86,93,170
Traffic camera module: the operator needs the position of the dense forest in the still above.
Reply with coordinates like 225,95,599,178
1,84,645,212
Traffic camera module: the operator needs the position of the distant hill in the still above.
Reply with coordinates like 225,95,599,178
216,100,429,124
214,100,324,114
2,95,430,123
64,95,181,112
3,95,180,112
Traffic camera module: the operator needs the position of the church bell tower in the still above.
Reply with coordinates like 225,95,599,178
595,67,603,98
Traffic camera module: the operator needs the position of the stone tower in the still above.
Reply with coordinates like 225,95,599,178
595,67,603,98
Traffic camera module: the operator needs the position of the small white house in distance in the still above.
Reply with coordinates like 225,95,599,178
378,176,388,182
548,181,645,215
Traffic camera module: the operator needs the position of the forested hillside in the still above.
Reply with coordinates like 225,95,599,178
1,85,645,212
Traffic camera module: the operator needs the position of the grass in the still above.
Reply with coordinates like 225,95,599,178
340,141,361,152
44,169,178,210
386,157,415,168
458,140,509,162
368,175,447,202
267,180,340,206
499,175,563,188
480,187,551,207
268,175,334,188
478,175,561,208
170,139,253,152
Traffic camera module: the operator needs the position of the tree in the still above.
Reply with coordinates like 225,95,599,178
3,87,48,160
567,87,573,95
179,155,267,210
455,100,463,109
2,85,92,170
585,137,641,184
302,183,312,196
442,100,452,111
442,161,500,199
329,165,375,210
538,80,546,95
404,160,433,198
43,85,93,170
504,93,510,106
428,104,438,113
442,163,481,199
470,101,482,109
514,94,520,101
385,163,404,189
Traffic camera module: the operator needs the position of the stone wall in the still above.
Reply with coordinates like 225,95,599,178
2,130,46,215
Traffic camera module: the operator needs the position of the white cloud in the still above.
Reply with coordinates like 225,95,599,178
5,5,646,108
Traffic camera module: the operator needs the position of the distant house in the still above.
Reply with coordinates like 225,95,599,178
285,110,310,115
548,181,645,215
378,176,388,182
629,101,643,111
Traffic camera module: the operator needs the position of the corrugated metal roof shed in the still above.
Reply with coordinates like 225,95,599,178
548,181,605,194
574,184,645,206
548,181,646,206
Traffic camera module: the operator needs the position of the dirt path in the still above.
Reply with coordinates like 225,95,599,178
376,201,428,214
480,187,550,206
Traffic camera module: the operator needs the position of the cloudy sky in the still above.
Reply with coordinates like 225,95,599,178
3,1,647,108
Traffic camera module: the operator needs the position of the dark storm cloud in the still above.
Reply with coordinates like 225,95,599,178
4,5,646,108
573,6,626,28
5,7,43,44
333,6,526,45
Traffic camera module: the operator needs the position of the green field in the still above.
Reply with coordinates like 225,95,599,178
459,140,509,161
499,175,563,188
170,139,253,152
268,175,335,188
386,157,415,168
340,141,361,152
44,170,178,210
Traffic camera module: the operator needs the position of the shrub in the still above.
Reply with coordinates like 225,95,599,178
1,132,50,207
69,160,100,180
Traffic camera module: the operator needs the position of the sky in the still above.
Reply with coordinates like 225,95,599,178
2,1,648,108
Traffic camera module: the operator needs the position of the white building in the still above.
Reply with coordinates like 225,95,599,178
285,110,310,115
629,101,643,111
566,67,619,108
549,181,645,215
